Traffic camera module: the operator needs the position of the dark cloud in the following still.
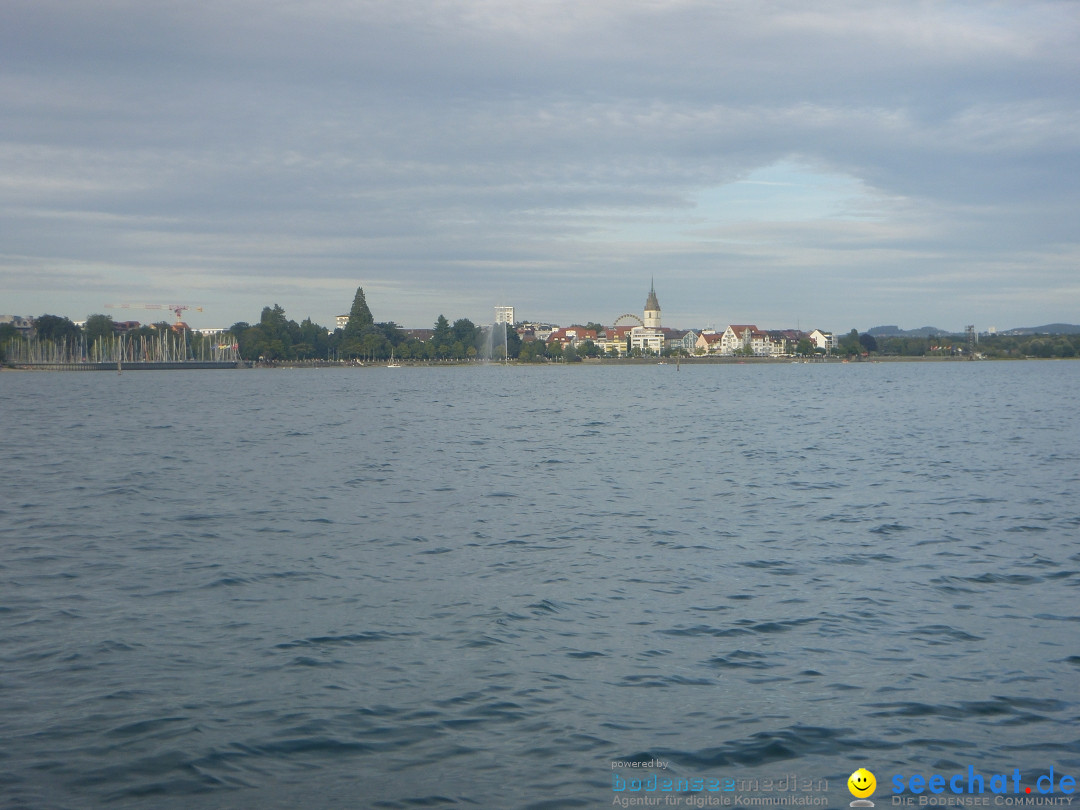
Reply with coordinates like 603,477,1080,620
1,0,1077,330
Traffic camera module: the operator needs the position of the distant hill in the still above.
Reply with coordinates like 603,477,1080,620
1001,323,1080,335
866,325,950,337
868,323,1080,337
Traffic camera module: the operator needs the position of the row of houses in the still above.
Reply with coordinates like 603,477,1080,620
536,323,837,357
697,325,838,356
510,285,839,357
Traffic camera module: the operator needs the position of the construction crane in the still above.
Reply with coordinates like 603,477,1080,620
105,303,203,325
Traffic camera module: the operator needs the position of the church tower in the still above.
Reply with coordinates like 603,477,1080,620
643,278,661,329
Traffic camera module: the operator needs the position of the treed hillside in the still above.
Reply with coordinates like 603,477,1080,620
870,332,1080,358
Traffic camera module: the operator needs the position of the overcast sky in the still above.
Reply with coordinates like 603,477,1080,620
2,0,1077,332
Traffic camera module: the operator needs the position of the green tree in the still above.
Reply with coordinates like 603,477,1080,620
432,314,453,358
338,287,381,359
257,305,293,359
377,322,405,349
343,286,375,338
859,333,878,354
450,318,483,358
338,338,360,360
240,326,267,360
577,339,600,358
838,328,860,355
518,340,548,362
451,318,477,345
362,330,389,360
260,305,289,340
229,322,253,358
506,326,522,359
33,314,80,343
83,314,115,347
1029,339,1052,358
0,322,17,362
0,323,18,344
297,317,330,359
796,338,814,356
247,330,286,361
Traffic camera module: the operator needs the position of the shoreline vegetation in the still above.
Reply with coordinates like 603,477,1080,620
246,353,1071,367
5,354,1076,373
5,286,1080,370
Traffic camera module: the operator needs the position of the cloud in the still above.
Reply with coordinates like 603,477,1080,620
1,0,1077,330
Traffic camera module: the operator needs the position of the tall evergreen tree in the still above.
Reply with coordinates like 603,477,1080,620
344,287,374,337
432,314,452,358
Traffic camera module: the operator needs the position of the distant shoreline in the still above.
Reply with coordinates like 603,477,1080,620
241,355,1061,368
4,355,1074,371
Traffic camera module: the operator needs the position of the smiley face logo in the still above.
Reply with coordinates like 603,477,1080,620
848,768,877,799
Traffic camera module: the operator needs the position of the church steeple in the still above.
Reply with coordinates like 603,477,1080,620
643,278,661,328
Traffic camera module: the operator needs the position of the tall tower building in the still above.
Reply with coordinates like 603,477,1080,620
643,279,661,329
630,279,665,355
494,306,515,325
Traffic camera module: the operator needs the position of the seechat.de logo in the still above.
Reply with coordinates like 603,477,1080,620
891,766,1077,797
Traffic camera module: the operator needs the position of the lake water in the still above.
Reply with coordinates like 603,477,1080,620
1,361,1078,809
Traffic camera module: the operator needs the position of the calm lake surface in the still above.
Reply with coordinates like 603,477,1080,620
1,362,1078,809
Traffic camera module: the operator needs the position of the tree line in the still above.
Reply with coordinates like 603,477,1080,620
0,287,524,364
836,329,1080,359
228,288,524,362
7,297,1079,364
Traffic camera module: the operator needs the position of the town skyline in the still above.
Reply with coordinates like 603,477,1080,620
1,283,1068,339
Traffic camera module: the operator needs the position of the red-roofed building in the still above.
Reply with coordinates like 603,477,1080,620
696,331,723,353
720,324,759,354
547,326,598,350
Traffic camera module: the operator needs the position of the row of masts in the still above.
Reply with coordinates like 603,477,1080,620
3,333,240,364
